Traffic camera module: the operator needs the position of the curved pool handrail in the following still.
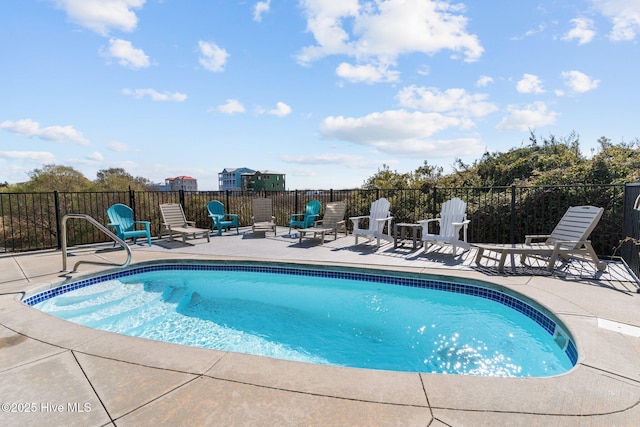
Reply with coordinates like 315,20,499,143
61,213,132,272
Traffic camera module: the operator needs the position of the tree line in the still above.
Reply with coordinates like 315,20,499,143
362,132,640,190
2,132,639,193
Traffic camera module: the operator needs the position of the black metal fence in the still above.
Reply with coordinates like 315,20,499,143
2,184,639,277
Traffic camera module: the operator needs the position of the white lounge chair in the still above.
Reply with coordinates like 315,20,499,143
299,201,347,245
159,203,210,243
419,197,470,256
473,205,606,272
252,198,276,235
350,197,393,248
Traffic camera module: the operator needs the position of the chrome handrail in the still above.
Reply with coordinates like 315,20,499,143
61,213,132,272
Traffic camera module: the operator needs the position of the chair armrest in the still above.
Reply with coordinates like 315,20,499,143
134,221,151,231
290,213,305,220
349,215,368,229
418,218,440,233
418,218,440,225
525,234,550,244
226,214,239,220
186,220,196,227
375,216,393,233
375,216,393,224
107,223,123,233
349,215,369,220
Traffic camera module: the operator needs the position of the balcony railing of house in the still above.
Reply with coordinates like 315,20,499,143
2,184,639,279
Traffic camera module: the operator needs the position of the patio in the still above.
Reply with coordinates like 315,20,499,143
1,227,640,426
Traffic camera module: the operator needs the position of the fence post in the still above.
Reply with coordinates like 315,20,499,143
54,191,62,250
510,185,516,244
225,190,230,210
295,190,299,213
179,190,185,207
432,186,437,217
330,189,334,202
129,187,136,219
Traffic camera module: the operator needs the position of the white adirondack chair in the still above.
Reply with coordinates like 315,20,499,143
474,205,606,272
350,197,393,248
419,197,470,255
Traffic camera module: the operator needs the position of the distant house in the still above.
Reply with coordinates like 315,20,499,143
164,175,198,192
218,167,255,191
241,170,286,192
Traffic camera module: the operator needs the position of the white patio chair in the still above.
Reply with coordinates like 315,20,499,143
350,198,393,248
419,197,470,256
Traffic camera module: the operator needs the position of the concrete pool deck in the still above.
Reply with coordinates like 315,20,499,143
1,227,640,426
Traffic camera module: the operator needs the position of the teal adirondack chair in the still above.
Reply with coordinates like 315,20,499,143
289,199,321,234
106,203,152,246
207,200,239,235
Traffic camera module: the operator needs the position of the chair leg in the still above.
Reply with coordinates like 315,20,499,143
498,252,508,272
474,247,485,265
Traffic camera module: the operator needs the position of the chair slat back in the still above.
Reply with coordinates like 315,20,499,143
107,203,135,232
547,205,604,247
253,199,273,222
438,198,467,238
303,199,322,225
368,198,390,231
321,201,346,227
207,200,225,216
160,203,188,227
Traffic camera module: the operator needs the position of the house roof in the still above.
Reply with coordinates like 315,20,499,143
166,176,196,181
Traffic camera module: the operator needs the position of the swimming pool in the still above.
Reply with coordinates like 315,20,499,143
25,262,577,377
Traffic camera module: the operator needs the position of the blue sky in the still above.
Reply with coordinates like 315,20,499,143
1,1,638,190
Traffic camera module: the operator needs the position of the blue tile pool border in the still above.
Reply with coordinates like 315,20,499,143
23,262,578,366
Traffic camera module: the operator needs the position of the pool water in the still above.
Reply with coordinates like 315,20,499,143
33,267,575,377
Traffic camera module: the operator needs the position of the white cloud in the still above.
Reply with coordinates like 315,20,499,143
563,17,596,45
281,153,364,165
253,0,271,22
0,151,57,163
49,0,145,36
122,88,187,102
85,151,104,161
0,119,89,145
496,102,558,131
336,62,400,84
516,74,545,94
266,102,292,117
297,0,483,74
476,75,494,87
397,86,497,117
107,140,132,152
198,40,229,72
217,99,246,114
103,38,150,69
319,109,484,156
591,0,640,41
561,70,600,93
